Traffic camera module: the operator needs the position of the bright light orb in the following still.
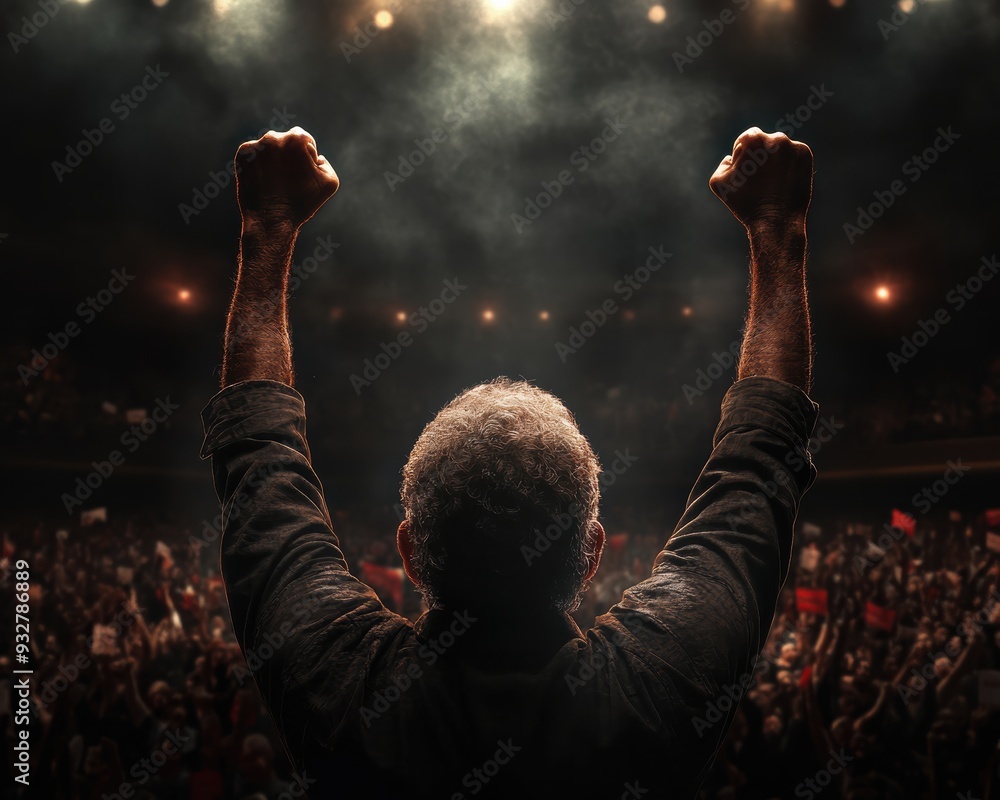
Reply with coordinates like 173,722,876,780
482,309,495,322
374,10,394,29
682,306,693,317
875,286,891,302
395,310,407,323
213,0,231,16
151,0,169,7
488,0,514,10
898,0,915,12
648,5,667,24
539,310,550,321
829,0,845,7
178,289,191,302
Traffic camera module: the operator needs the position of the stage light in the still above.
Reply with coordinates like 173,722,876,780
682,306,693,317
487,0,515,10
539,310,550,321
151,0,169,7
648,5,667,23
395,310,407,323
898,0,915,11
178,289,191,302
482,309,495,322
73,0,93,5
829,0,845,7
213,0,231,16
875,286,891,302
374,10,394,29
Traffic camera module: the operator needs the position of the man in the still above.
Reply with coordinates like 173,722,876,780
200,125,819,798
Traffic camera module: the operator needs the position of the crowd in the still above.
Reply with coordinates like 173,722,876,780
2,502,998,799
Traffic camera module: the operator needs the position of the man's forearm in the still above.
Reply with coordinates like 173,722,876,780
221,219,298,388
739,217,812,393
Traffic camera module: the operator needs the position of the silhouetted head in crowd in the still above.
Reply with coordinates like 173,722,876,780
397,378,606,618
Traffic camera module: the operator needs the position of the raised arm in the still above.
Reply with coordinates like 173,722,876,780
221,126,340,387
593,128,818,785
710,126,814,393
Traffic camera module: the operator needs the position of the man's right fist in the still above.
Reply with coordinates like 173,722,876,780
709,127,813,228
235,126,340,229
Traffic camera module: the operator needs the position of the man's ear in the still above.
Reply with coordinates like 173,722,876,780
585,521,605,582
397,520,420,586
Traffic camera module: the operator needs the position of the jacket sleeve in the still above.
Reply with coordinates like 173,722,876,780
592,377,819,777
200,380,410,762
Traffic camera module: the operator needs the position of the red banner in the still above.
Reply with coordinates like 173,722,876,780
891,509,916,537
865,602,897,632
607,532,629,555
795,587,829,616
360,561,404,611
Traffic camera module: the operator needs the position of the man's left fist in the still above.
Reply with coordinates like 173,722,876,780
235,126,340,229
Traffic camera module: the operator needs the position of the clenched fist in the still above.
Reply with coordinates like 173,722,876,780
235,127,340,229
710,127,813,228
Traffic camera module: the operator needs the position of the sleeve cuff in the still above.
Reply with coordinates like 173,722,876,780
714,376,820,451
199,380,306,460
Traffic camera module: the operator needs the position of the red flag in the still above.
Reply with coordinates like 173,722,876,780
360,561,404,611
795,587,829,616
864,602,897,632
891,509,916,537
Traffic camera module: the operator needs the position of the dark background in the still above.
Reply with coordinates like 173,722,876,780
1,0,997,541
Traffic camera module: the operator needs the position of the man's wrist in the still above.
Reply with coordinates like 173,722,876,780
240,213,298,241
746,213,807,245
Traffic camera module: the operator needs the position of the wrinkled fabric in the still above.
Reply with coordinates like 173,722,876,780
200,376,819,799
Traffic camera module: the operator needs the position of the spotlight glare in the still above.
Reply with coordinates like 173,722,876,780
178,289,191,302
151,0,169,7
875,285,891,302
682,306,693,317
482,308,495,322
374,10,394,29
539,310,550,321
829,0,845,7
488,0,514,9
395,310,407,323
898,0,915,11
648,5,667,23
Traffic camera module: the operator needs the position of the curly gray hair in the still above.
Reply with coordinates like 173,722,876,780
400,378,602,616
